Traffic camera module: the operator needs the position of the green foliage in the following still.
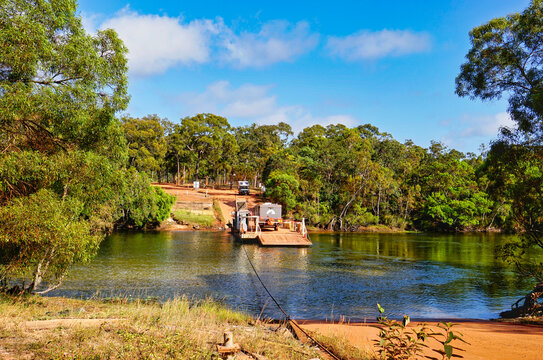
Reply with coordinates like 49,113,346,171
176,113,235,181
484,143,543,280
0,0,174,294
122,115,168,175
457,0,543,285
0,0,129,156
265,170,299,213
152,187,176,223
121,112,507,234
411,145,493,231
373,305,468,360
455,0,543,143
420,176,493,230
344,204,379,228
234,122,292,182
374,307,430,360
0,189,102,293
117,170,175,228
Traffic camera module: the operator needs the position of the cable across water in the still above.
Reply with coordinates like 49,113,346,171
240,235,342,360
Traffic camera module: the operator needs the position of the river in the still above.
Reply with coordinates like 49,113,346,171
50,231,539,320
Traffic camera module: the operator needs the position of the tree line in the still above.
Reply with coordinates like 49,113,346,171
122,112,508,232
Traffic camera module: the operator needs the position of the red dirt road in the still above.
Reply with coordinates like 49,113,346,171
156,183,262,226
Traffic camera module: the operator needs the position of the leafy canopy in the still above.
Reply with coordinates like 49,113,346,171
0,0,174,294
0,0,129,156
457,0,543,283
455,0,543,144
176,113,235,180
123,115,168,174
0,189,101,294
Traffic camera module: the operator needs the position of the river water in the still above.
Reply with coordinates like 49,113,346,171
50,231,539,320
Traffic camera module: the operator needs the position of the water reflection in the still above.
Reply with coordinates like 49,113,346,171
50,231,540,320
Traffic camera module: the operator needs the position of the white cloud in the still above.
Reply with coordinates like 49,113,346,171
96,9,319,75
441,112,516,149
101,8,219,76
459,112,515,137
326,29,431,61
80,12,100,34
179,81,356,132
220,21,319,68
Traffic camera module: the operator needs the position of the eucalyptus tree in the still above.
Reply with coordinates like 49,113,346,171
456,0,543,312
177,113,234,182
122,115,168,179
0,0,129,157
456,0,543,144
0,0,173,294
234,122,292,185
165,125,193,184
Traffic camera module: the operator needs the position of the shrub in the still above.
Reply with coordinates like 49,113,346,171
373,304,468,360
0,190,102,294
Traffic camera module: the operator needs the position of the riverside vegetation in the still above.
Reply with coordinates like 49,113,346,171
0,0,174,294
373,304,468,360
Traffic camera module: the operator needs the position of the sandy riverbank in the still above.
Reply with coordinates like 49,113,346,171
301,320,543,360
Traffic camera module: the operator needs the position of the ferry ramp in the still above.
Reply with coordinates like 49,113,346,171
258,228,311,246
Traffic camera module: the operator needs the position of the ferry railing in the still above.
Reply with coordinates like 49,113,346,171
240,214,261,237
282,218,308,238
252,216,261,238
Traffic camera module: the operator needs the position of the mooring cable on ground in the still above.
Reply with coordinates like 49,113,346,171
240,236,342,360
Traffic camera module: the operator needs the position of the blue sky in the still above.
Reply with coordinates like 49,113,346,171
79,0,530,153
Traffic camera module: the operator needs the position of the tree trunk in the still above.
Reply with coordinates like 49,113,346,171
176,154,180,185
29,257,45,292
36,274,66,295
377,187,381,218
338,184,364,229
29,246,56,293
404,196,410,222
196,154,201,181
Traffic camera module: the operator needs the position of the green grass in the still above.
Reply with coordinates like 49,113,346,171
213,200,225,224
172,209,215,227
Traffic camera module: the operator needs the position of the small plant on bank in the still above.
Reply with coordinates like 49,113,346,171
373,304,468,360
432,321,469,360
373,304,430,360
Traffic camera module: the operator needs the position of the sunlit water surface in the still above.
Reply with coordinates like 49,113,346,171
50,231,540,320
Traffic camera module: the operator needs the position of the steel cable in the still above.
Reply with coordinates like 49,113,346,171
240,236,342,360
